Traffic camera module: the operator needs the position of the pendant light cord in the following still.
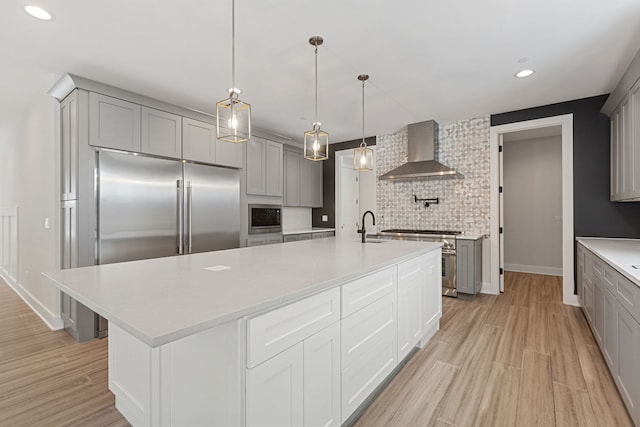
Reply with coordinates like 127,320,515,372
361,79,366,147
314,44,318,129
231,0,236,94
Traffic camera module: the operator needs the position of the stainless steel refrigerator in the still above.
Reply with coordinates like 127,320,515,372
97,150,240,265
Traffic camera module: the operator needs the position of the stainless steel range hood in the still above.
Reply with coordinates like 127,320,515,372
379,120,459,180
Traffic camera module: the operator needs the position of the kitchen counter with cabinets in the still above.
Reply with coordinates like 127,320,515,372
576,237,640,426
43,238,442,426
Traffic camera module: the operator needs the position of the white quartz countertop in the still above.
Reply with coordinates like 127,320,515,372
282,227,335,235
43,238,440,348
576,237,640,287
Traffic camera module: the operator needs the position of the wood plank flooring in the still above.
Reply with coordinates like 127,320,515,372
355,272,635,427
0,279,129,427
0,272,633,426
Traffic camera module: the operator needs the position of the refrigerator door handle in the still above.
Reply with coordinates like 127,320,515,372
177,179,184,254
187,180,193,254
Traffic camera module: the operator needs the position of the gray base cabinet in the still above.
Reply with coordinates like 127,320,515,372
247,234,283,247
577,241,640,425
456,238,482,295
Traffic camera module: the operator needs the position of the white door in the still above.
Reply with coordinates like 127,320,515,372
336,151,360,237
304,323,341,427
246,343,303,427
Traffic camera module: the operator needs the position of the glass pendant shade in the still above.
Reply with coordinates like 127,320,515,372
353,142,374,171
217,90,251,143
304,124,329,161
353,74,374,171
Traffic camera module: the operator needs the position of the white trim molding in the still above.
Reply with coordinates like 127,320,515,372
490,114,578,306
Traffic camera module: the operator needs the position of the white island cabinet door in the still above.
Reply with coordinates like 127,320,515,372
246,343,304,427
304,322,341,427
397,256,424,360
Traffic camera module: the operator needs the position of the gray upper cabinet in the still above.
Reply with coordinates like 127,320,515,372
265,141,283,197
284,149,323,208
183,117,216,164
300,157,323,207
141,107,182,158
182,117,244,168
246,138,267,195
284,150,301,206
609,73,640,201
247,138,283,196
89,92,141,152
216,138,243,169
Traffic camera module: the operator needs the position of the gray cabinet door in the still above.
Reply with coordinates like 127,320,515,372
246,138,266,195
299,158,321,207
593,277,604,345
216,139,243,169
183,117,216,164
61,91,79,201
284,150,301,206
456,240,473,294
456,238,483,295
583,275,594,324
615,300,639,419
89,92,141,151
603,287,617,369
265,141,283,197
141,107,182,158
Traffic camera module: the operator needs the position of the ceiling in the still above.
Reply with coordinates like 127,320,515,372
2,0,640,143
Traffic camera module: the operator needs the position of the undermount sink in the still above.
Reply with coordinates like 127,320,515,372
364,239,387,244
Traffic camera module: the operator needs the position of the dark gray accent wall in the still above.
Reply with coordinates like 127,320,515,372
491,94,640,239
312,137,376,228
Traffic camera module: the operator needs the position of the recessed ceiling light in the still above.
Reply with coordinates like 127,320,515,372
515,69,535,78
24,5,53,21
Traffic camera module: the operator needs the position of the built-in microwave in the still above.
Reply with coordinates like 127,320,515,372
248,204,282,234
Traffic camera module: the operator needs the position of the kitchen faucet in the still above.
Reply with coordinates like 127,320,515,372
358,211,375,243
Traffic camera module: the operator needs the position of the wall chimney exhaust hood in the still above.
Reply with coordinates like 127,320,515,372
379,120,459,180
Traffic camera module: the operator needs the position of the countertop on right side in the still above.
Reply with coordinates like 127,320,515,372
576,237,640,287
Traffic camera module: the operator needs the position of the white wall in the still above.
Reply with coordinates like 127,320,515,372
503,135,562,275
0,87,61,329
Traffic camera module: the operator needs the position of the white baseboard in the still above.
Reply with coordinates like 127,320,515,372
504,263,563,277
0,270,63,331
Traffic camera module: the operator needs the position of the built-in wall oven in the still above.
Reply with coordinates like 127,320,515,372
375,229,460,297
248,204,282,234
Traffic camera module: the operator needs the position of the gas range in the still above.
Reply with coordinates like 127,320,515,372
375,229,461,250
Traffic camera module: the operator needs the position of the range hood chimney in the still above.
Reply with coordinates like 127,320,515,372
379,120,459,180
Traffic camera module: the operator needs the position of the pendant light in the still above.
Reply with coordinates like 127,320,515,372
303,36,329,161
353,74,374,171
216,0,251,143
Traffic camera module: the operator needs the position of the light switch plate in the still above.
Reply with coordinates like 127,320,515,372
322,215,328,222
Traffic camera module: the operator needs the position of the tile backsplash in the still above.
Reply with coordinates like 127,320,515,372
376,116,490,234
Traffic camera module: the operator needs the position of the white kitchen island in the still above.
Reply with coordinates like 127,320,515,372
43,237,442,427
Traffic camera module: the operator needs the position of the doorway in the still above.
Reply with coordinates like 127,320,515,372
335,147,377,238
489,114,578,306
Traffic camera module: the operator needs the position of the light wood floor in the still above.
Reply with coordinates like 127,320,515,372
0,273,633,426
0,279,129,427
355,272,634,427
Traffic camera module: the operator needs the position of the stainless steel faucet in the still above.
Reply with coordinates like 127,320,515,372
358,211,375,243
